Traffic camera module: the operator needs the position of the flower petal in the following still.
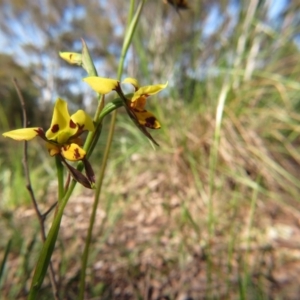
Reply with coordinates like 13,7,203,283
83,77,119,94
61,143,86,161
123,105,159,146
2,128,42,141
128,96,146,112
123,77,140,89
46,142,60,156
59,52,82,65
134,110,161,129
45,98,77,143
71,110,94,132
132,82,168,102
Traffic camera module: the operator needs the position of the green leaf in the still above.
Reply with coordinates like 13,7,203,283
81,38,97,76
0,239,12,280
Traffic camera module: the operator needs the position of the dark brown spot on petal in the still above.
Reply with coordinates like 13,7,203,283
51,124,59,133
145,117,156,128
69,119,76,128
74,147,80,159
124,104,159,146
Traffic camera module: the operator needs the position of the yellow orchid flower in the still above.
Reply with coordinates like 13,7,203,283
3,98,94,161
119,78,168,146
122,78,168,129
2,98,95,188
83,74,167,146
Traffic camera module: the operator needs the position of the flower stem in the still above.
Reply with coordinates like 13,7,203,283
55,156,65,201
28,180,77,300
78,1,145,298
78,105,117,300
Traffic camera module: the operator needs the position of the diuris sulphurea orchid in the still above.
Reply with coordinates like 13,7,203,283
83,76,168,146
121,78,168,146
2,98,96,188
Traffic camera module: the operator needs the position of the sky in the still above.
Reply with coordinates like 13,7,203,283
202,0,290,38
0,0,294,103
0,0,291,63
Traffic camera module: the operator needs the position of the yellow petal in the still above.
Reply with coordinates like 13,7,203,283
2,128,41,141
134,110,161,129
83,77,119,94
122,77,140,89
61,143,86,161
59,52,82,65
45,98,77,143
46,142,60,156
71,110,94,132
127,96,146,112
132,82,168,102
123,105,160,145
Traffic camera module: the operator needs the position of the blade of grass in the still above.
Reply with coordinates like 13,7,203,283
0,239,12,282
206,80,230,297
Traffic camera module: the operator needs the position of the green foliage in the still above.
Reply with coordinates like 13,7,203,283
0,54,39,128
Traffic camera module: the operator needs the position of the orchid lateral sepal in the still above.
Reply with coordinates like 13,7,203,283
83,158,96,184
61,156,95,189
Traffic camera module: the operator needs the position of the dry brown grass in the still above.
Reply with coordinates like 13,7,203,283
2,94,300,299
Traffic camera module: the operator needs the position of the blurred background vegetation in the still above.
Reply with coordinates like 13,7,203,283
1,0,300,299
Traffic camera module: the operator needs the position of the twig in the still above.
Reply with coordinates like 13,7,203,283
42,201,58,220
12,78,60,300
